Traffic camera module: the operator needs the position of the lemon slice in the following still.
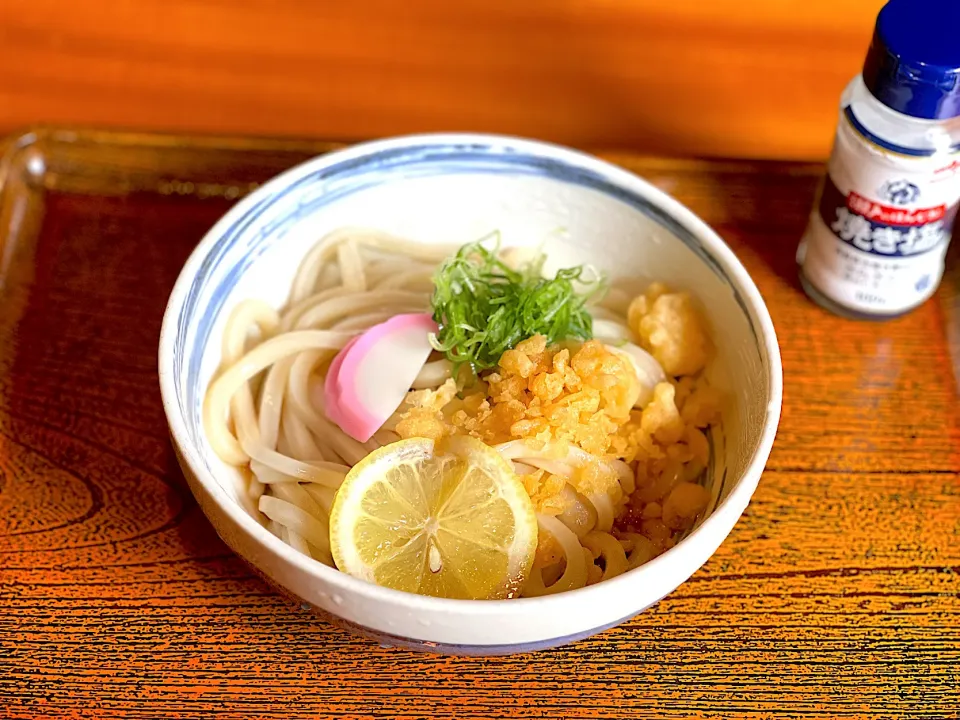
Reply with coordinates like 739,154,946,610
329,436,537,600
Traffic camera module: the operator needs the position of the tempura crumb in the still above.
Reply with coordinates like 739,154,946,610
520,470,568,516
628,288,709,376
399,337,638,461
661,482,711,530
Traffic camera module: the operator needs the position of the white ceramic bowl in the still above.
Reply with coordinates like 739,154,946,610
158,133,782,655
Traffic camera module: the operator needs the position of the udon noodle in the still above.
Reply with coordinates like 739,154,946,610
204,228,717,596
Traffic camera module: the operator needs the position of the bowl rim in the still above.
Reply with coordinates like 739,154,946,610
158,131,783,618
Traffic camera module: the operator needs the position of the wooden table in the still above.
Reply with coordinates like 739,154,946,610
0,0,884,162
1,129,958,719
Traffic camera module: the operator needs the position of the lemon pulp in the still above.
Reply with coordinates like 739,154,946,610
329,436,537,600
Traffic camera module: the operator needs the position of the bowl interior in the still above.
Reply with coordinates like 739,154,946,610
169,139,774,568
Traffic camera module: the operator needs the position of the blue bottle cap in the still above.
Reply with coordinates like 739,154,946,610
862,0,960,120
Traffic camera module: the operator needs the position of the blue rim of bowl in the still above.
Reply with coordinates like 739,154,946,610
160,133,783,650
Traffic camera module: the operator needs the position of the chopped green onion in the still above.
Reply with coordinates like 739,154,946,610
429,235,607,381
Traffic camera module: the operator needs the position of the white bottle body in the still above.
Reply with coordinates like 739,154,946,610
798,75,960,317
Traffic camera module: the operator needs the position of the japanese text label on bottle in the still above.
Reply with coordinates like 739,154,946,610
800,112,960,315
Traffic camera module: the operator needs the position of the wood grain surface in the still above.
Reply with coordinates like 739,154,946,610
1,129,959,719
0,0,887,162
